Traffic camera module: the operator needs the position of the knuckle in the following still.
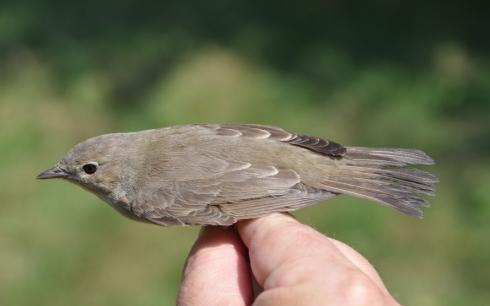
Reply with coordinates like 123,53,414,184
337,272,384,305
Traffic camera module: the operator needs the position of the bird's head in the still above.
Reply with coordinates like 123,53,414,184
37,133,140,199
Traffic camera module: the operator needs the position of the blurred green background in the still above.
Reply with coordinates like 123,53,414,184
1,1,489,305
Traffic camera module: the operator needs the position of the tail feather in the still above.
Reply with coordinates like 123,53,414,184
346,147,435,165
321,147,438,217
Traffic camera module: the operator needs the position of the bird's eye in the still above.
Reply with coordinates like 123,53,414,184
82,163,98,175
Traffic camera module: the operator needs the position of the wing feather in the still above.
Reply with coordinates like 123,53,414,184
202,123,346,158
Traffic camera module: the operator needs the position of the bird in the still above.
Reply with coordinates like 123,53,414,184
37,123,438,226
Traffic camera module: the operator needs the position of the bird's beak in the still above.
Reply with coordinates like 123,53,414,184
37,165,68,179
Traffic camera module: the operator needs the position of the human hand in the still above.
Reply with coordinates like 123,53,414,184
178,213,400,306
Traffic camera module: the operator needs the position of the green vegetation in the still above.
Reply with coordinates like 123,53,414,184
1,1,489,305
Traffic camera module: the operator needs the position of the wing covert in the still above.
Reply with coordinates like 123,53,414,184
132,160,332,226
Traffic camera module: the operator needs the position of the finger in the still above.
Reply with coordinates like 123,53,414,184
177,226,253,306
236,213,357,289
329,238,391,295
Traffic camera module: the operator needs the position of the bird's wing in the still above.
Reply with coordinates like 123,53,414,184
133,159,333,226
130,124,342,226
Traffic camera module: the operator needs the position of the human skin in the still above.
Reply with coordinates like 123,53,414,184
177,213,401,306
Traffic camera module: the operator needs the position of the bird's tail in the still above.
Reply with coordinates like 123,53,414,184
320,147,438,217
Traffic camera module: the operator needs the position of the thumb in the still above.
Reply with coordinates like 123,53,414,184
236,213,350,288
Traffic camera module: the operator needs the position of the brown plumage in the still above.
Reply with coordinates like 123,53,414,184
37,124,438,226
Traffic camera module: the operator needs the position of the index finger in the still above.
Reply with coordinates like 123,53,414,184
178,226,253,306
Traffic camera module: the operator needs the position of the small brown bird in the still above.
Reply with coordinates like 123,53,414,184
37,124,437,226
